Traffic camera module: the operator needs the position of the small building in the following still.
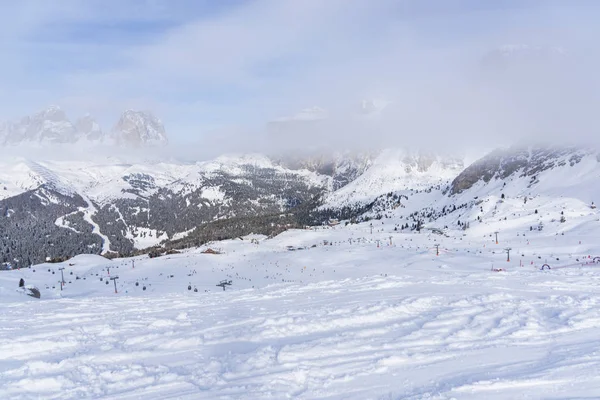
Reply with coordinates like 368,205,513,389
202,248,221,255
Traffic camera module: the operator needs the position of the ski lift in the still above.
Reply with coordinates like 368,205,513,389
216,280,232,291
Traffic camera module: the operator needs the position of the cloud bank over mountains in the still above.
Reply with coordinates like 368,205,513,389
0,106,167,147
0,1,598,154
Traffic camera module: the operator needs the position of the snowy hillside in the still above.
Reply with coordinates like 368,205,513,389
3,211,600,398
0,153,331,264
322,149,465,208
436,146,600,235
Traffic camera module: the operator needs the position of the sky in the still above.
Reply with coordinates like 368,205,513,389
0,0,599,154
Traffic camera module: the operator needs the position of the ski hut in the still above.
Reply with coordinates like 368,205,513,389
202,248,221,255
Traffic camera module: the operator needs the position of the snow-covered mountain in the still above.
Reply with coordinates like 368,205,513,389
0,153,331,265
350,146,600,242
111,110,168,147
0,106,78,144
274,151,374,191
449,146,589,195
321,149,465,208
1,144,599,268
0,106,167,147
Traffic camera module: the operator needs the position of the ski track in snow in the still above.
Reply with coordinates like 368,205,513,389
3,271,600,399
80,195,111,254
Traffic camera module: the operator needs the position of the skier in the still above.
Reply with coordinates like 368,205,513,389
19,278,24,287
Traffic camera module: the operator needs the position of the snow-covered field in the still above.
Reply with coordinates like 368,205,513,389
2,215,600,399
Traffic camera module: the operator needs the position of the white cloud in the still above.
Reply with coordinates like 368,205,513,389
0,0,599,155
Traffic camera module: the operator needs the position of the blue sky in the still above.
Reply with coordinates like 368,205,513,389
0,0,598,146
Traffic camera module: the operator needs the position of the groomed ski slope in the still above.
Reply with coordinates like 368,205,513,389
2,216,600,399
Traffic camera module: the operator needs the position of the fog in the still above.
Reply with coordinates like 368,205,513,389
1,1,599,162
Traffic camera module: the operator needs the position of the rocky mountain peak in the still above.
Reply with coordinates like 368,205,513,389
112,110,168,147
1,105,77,144
36,105,68,121
0,107,168,147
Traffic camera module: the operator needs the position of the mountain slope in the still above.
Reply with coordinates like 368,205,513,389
0,154,331,265
1,145,599,267
112,110,168,146
322,149,465,208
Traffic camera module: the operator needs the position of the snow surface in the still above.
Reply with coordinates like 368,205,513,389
323,149,464,207
80,195,111,254
125,227,168,250
3,209,600,399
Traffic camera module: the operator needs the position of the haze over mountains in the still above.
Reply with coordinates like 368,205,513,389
0,106,168,147
0,136,597,268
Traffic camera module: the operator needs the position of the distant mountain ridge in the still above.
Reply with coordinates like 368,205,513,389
449,146,590,195
0,106,168,147
1,144,598,268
